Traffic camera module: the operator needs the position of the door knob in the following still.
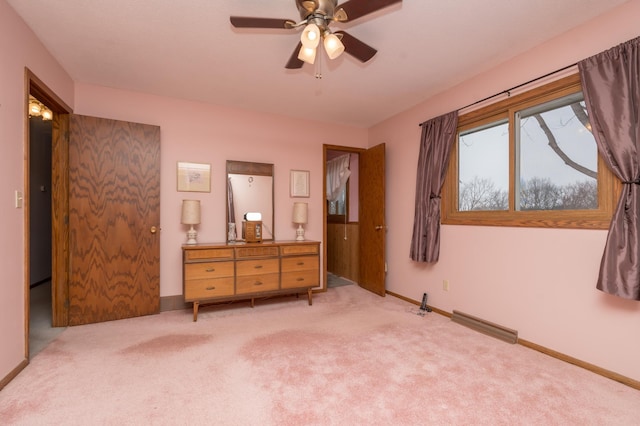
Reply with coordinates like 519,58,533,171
375,225,384,231
150,226,158,234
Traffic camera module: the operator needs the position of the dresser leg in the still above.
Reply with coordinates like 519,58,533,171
307,288,313,306
193,301,199,322
251,298,255,308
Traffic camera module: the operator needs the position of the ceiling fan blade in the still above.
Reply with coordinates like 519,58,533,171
230,16,296,29
335,0,402,22
335,31,377,63
285,42,305,69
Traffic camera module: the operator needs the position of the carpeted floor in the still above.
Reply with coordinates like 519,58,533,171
29,281,65,357
2,285,639,425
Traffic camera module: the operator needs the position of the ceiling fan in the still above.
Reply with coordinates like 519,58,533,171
230,0,402,69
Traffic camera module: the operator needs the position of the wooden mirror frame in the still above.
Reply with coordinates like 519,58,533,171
226,160,275,243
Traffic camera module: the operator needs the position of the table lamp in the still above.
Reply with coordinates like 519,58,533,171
181,199,201,244
292,202,308,241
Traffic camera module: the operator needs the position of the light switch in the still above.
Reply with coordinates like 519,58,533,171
15,191,23,209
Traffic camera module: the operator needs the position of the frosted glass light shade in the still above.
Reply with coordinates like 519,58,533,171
323,33,345,59
298,45,316,64
300,23,320,48
29,101,42,115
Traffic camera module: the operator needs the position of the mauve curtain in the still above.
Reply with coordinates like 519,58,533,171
578,36,640,300
410,111,458,263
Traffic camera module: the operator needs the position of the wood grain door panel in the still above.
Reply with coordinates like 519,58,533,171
68,114,160,325
359,143,386,296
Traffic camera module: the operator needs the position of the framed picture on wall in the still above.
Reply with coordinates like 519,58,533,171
177,161,211,192
290,170,310,197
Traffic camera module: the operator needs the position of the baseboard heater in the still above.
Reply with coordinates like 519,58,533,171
451,310,518,344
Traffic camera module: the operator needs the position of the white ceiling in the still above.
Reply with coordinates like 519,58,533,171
8,0,629,128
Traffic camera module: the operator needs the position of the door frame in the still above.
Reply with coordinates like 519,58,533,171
24,69,73,357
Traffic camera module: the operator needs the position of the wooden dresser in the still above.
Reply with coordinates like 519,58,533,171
182,240,320,321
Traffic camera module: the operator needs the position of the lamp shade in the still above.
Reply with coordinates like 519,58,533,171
181,200,201,225
323,33,345,59
292,202,308,224
300,23,320,48
298,45,317,64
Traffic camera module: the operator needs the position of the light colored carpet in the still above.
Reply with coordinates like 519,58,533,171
29,281,65,357
2,285,639,425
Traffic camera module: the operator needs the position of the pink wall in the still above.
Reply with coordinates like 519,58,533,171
3,0,640,388
0,0,74,381
369,1,640,381
73,84,368,298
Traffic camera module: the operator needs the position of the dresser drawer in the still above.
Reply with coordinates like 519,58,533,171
235,246,279,258
236,258,279,276
184,248,234,262
236,273,279,294
281,270,319,289
184,277,235,300
280,244,319,256
281,255,319,272
185,261,234,280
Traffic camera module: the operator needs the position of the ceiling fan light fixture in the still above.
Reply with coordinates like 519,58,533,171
29,101,42,116
297,45,317,64
28,95,52,120
323,33,345,59
300,23,320,48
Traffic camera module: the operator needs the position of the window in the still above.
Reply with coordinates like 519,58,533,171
327,184,348,222
326,151,354,224
442,74,620,229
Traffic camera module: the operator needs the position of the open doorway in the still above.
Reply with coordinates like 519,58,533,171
325,148,360,289
27,99,63,356
25,70,73,358
323,143,386,296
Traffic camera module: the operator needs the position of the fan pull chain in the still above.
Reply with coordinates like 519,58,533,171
315,48,323,79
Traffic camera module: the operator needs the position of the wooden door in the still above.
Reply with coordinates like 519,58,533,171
68,114,161,325
51,112,70,327
358,143,386,296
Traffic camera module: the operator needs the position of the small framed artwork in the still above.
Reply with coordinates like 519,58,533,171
290,169,310,197
177,162,211,192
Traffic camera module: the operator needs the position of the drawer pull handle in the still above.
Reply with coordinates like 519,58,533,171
254,281,263,286
296,262,305,266
254,265,263,269
297,278,305,282
206,286,216,290
206,268,215,272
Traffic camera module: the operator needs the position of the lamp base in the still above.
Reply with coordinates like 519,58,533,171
295,224,305,241
186,226,198,245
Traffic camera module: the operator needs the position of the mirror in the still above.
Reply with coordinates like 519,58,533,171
226,160,274,243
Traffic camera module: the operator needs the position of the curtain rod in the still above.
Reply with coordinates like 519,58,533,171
418,62,578,127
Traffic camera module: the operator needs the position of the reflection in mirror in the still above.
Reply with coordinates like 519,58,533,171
226,160,274,242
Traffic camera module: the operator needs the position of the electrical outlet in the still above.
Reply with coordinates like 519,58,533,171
443,279,450,292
